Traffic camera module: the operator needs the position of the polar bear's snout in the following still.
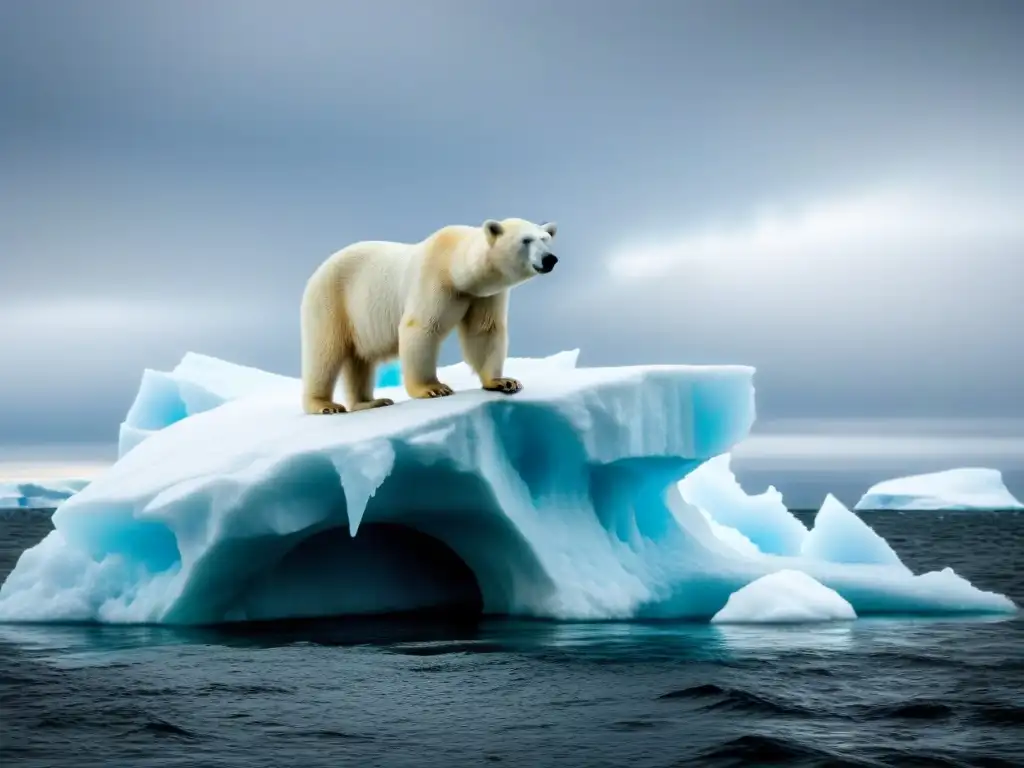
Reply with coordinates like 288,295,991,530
537,253,558,274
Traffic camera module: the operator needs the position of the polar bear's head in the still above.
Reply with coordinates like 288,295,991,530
481,218,559,284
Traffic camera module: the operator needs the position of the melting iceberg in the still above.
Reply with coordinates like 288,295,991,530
0,479,90,510
0,352,1016,625
711,570,857,624
855,468,1024,511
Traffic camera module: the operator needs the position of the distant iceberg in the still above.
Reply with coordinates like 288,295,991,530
855,468,1024,511
0,479,89,510
0,351,1016,625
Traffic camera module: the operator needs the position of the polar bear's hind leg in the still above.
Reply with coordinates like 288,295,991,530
301,292,351,415
301,339,348,415
343,357,395,411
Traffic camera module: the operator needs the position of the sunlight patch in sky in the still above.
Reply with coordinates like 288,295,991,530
605,186,1024,281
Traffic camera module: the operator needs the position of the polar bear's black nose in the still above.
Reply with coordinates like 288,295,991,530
540,254,558,273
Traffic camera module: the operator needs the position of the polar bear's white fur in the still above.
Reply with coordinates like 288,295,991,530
300,218,558,414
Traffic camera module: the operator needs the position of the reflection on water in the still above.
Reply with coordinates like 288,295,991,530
711,623,854,653
3,612,1011,670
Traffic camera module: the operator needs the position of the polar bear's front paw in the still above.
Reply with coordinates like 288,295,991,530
483,377,523,394
306,398,348,415
409,382,455,399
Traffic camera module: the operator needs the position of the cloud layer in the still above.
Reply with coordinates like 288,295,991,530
1,1,1022,444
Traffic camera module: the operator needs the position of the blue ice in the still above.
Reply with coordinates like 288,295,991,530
0,351,1015,625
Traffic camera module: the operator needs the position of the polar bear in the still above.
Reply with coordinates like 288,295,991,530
300,218,558,415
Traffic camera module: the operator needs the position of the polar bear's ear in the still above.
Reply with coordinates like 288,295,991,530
541,221,557,238
483,219,504,245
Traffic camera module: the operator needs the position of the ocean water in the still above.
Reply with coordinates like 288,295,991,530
1,509,1022,768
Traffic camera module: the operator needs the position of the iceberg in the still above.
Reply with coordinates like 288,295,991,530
0,479,90,510
711,570,857,624
855,468,1024,511
694,508,761,558
677,453,807,556
801,494,909,572
0,352,1016,625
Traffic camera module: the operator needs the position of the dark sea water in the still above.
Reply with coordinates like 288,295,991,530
1,509,1022,768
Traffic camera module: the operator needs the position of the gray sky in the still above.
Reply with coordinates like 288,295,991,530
2,0,1023,448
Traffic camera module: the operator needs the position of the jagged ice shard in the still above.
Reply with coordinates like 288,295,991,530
0,352,1016,624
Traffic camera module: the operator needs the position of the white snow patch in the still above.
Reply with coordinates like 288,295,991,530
712,570,857,624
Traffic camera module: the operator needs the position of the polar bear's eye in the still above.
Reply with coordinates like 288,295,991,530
521,236,534,246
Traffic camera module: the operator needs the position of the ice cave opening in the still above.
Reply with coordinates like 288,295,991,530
231,522,484,622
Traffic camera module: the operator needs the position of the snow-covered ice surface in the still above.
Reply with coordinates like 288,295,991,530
711,569,857,624
0,352,1016,625
855,468,1024,511
0,479,90,510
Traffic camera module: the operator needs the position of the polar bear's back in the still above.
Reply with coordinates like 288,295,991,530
303,238,421,361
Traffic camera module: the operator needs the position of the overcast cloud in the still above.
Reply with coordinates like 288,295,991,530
1,0,1022,447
